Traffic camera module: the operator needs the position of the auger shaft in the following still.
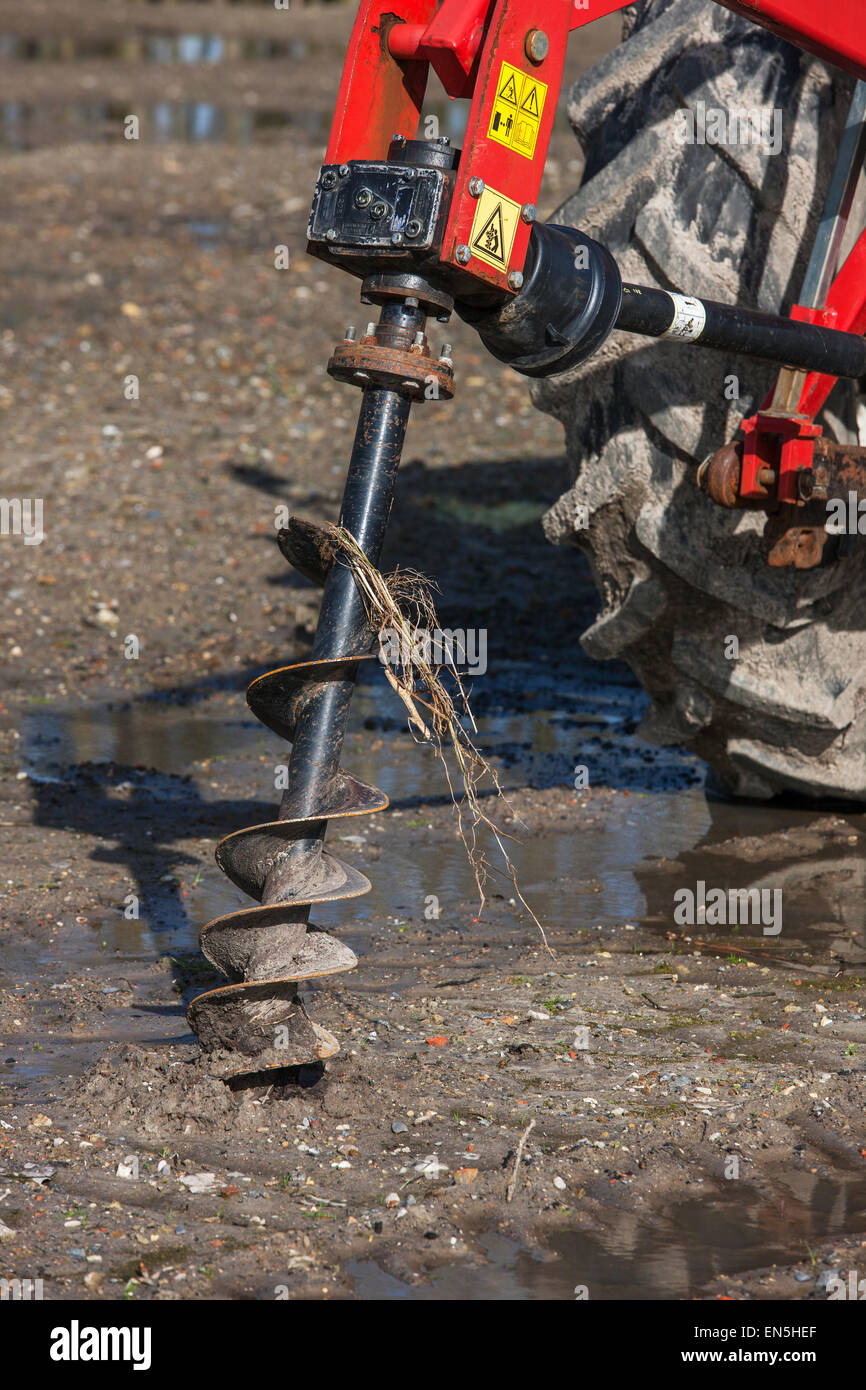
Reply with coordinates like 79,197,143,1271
283,316,420,823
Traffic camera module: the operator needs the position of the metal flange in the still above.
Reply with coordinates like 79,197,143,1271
328,335,455,399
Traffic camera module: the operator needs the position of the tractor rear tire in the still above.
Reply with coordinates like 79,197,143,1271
534,0,866,798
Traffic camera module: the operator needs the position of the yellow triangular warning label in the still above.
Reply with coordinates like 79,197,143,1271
472,203,506,265
520,84,540,118
498,73,519,105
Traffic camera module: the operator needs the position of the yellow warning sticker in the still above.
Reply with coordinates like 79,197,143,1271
469,185,521,272
487,61,547,160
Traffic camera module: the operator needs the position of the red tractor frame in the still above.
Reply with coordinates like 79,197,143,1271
321,0,866,545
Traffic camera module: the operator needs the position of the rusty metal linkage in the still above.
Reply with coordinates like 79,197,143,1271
698,434,866,568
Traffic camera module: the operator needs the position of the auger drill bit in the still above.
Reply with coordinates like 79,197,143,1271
188,297,454,1079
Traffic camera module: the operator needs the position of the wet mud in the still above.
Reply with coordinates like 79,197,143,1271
0,2,864,1302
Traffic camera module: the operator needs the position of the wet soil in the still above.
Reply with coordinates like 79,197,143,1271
1,2,865,1302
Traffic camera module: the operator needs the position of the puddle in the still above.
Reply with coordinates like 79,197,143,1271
0,100,326,150
20,669,866,970
348,1171,866,1299
18,663,704,960
0,34,319,64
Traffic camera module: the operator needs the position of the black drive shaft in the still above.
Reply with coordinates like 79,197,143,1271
616,282,866,380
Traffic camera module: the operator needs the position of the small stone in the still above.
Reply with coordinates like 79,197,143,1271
454,1167,478,1185
179,1172,217,1194
391,1120,408,1134
794,1271,812,1282
553,1176,567,1191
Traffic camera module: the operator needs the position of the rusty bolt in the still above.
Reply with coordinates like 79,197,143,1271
508,270,524,291
456,245,471,265
468,177,485,198
525,29,549,64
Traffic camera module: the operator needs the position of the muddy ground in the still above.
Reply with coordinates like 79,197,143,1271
0,1,865,1303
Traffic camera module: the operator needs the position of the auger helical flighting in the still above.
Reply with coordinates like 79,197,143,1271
187,295,455,1080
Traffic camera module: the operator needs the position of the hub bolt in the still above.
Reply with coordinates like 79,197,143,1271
525,29,549,64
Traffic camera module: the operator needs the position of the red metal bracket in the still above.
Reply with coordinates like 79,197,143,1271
388,0,491,99
740,412,823,503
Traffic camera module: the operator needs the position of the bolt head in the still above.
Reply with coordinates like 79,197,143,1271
355,187,373,208
338,164,350,177
525,28,549,64
456,245,471,265
507,270,524,291
468,176,485,198
391,231,404,246
325,228,338,242
321,170,338,189
521,203,537,224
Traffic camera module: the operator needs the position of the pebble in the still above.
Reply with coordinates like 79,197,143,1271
794,1271,812,1282
391,1120,408,1134
553,1176,567,1191
179,1172,217,1194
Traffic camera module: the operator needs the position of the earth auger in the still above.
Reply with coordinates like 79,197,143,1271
187,0,866,1080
